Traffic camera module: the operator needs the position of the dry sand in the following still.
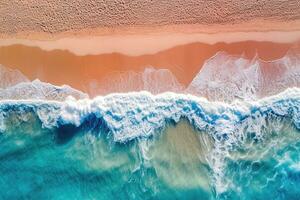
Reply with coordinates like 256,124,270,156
1,0,300,37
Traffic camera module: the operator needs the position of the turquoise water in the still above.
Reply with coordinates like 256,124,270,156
1,89,300,199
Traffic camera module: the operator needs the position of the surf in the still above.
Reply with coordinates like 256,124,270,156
1,88,300,199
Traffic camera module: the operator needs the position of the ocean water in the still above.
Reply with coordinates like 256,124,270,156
1,89,300,199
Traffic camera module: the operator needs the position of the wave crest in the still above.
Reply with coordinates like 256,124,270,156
1,88,300,195
1,88,300,142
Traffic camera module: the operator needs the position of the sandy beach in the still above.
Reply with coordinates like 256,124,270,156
0,0,299,95
1,0,300,37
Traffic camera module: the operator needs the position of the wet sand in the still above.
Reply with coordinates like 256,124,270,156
0,40,297,95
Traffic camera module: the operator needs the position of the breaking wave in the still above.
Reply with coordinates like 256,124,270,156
1,88,300,199
1,50,300,199
1,49,300,102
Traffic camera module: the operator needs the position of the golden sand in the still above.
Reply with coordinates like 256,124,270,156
1,0,299,38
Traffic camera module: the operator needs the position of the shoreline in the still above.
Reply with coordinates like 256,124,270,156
0,40,298,95
0,24,299,96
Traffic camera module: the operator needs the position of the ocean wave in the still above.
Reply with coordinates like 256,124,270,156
1,88,300,198
0,88,299,142
1,51,300,199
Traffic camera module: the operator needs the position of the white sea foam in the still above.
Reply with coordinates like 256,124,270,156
0,64,88,101
0,88,299,141
0,79,88,101
1,50,299,102
0,51,300,196
1,88,300,193
0,64,29,89
187,51,300,101
0,85,300,196
87,67,184,96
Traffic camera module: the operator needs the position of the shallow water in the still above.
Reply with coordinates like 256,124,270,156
1,120,300,199
1,89,300,199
